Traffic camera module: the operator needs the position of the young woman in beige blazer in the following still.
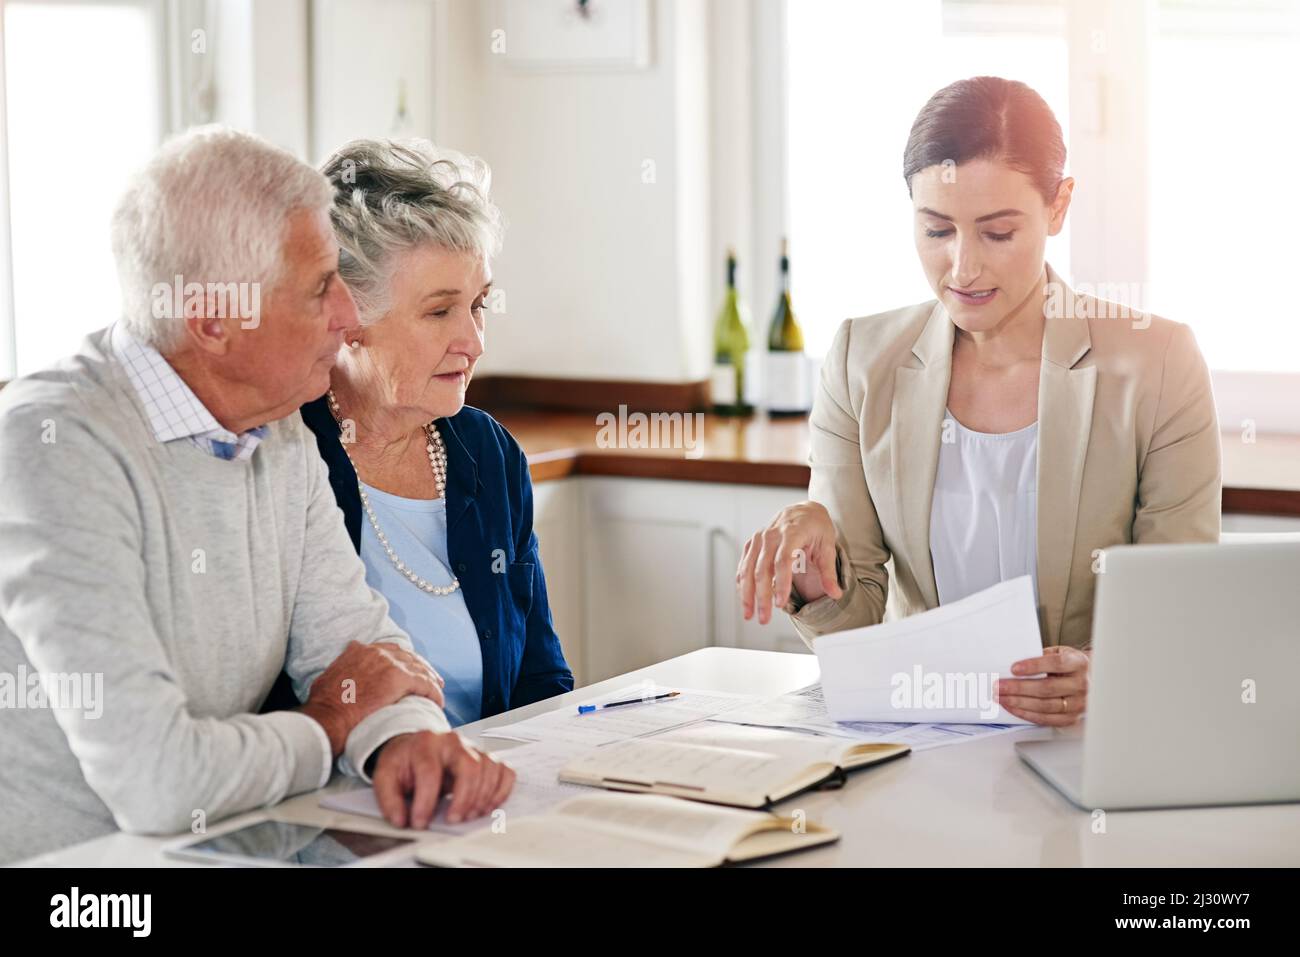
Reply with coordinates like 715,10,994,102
737,77,1221,726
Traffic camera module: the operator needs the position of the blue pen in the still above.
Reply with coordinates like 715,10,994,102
578,691,680,714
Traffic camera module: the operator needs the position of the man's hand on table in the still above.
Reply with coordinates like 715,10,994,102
371,731,516,829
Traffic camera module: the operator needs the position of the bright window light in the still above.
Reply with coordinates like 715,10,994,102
1148,0,1300,373
4,1,162,376
787,0,1070,358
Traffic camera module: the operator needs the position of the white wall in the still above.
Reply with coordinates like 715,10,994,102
172,0,310,158
186,0,719,384
438,0,713,382
250,0,311,157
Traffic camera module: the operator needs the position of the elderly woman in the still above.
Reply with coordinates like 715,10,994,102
300,139,573,726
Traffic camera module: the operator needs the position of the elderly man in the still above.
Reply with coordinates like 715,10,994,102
0,126,514,864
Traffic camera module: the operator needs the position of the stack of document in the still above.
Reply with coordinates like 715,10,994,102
320,685,887,865
321,686,794,835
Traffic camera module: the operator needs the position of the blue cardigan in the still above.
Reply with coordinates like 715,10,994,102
291,396,574,719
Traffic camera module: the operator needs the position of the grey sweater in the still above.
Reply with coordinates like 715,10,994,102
0,329,449,863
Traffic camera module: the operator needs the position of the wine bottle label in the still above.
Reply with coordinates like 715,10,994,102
710,363,738,405
763,351,811,412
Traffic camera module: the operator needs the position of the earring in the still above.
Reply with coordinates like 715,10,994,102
348,340,361,350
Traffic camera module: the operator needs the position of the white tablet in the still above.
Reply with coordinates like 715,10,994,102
163,818,417,867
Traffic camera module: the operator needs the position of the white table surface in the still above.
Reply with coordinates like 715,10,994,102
19,647,1300,867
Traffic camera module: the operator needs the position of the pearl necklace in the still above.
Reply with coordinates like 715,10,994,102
326,389,461,596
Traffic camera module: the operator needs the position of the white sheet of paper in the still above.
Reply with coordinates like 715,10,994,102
707,686,1029,748
320,739,594,835
478,685,764,748
881,721,1025,751
814,575,1042,724
710,684,1025,750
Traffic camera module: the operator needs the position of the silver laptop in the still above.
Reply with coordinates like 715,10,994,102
1016,541,1300,810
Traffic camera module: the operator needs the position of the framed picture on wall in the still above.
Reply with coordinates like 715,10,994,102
494,0,652,71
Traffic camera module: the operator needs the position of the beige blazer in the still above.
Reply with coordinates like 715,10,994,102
787,263,1222,650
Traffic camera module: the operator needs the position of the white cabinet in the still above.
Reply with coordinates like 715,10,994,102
533,476,814,685
537,478,809,684
531,479,585,682
1222,514,1300,534
580,478,735,682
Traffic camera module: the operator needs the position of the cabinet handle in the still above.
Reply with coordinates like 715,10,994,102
706,525,733,648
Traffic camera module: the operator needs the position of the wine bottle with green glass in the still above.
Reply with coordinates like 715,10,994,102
711,248,752,415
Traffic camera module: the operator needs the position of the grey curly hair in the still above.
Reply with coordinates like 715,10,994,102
319,138,503,325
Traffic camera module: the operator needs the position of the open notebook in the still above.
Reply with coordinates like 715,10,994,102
557,722,910,808
415,792,838,868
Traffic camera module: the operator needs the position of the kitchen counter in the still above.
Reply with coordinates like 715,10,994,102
493,409,1300,516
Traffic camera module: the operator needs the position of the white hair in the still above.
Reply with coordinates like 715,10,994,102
110,125,335,352
319,138,503,324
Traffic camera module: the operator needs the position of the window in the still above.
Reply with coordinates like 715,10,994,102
1,0,166,378
1148,0,1300,374
785,0,1300,429
787,0,1070,359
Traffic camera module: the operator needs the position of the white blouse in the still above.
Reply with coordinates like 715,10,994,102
929,407,1040,606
